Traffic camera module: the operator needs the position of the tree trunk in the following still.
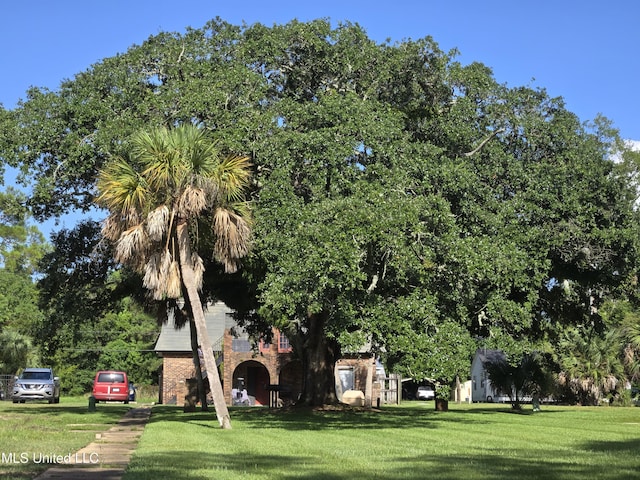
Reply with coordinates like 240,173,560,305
512,390,522,410
177,221,231,429
435,398,449,411
189,318,209,411
298,311,340,407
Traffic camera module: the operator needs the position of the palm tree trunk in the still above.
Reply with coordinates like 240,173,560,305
177,221,231,429
189,318,209,411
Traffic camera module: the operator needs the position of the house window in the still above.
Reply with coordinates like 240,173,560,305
259,337,271,353
338,367,354,394
278,333,292,352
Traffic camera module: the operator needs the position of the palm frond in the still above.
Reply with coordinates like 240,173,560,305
623,319,640,349
191,252,204,291
101,214,125,242
166,260,182,299
143,249,172,295
96,156,150,216
174,124,220,177
177,186,207,217
192,176,220,206
147,205,170,242
115,224,149,265
213,208,252,273
212,154,252,203
136,127,186,193
98,124,252,311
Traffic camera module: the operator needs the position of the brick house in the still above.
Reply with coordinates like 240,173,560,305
153,302,232,406
154,301,380,407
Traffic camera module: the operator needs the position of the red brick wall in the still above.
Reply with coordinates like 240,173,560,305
223,329,302,406
160,354,196,406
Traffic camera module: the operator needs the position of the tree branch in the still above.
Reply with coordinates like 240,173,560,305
463,128,505,157
366,274,379,294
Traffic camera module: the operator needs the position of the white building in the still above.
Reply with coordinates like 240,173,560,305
470,349,511,403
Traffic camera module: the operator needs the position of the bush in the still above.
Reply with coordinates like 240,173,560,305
609,388,633,407
134,384,159,403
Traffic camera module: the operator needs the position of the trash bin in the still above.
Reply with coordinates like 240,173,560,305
88,395,96,412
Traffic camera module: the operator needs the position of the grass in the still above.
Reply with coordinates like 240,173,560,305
1,399,638,479
0,396,133,479
123,402,640,480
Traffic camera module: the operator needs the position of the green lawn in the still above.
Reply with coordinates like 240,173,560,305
124,402,640,480
0,397,131,479
1,400,638,479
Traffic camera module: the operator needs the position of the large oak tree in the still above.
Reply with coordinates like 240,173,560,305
1,18,638,406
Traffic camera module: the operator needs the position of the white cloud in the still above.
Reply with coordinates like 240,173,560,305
625,139,640,151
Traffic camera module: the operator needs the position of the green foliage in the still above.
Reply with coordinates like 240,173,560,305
0,329,39,374
0,269,43,333
381,294,476,390
36,221,160,393
96,307,162,384
0,188,48,336
554,326,626,405
0,188,49,273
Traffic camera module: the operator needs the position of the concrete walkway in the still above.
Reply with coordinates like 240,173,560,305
34,406,151,480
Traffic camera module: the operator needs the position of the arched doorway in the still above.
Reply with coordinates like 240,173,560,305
232,360,270,406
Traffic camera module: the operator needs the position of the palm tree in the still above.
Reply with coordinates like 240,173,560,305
621,310,640,384
484,351,553,410
556,328,624,405
96,124,252,429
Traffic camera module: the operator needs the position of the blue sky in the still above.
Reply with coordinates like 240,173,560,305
1,0,639,233
2,0,638,139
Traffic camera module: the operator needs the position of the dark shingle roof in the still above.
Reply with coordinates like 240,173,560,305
154,302,236,353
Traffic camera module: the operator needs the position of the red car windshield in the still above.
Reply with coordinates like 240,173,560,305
97,373,125,383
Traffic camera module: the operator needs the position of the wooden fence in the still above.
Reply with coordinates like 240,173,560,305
378,373,401,405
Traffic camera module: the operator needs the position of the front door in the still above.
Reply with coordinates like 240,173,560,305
247,366,270,406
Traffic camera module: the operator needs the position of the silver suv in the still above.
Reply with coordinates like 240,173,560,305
12,368,60,404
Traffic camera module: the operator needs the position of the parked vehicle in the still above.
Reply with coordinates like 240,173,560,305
416,385,435,401
12,368,60,404
92,370,130,403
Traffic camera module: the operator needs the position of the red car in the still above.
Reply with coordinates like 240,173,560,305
92,370,130,403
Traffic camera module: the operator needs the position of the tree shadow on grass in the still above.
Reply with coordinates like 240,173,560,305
125,451,346,480
394,449,640,480
0,402,130,419
582,437,640,455
125,441,640,480
147,405,492,431
452,406,570,416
